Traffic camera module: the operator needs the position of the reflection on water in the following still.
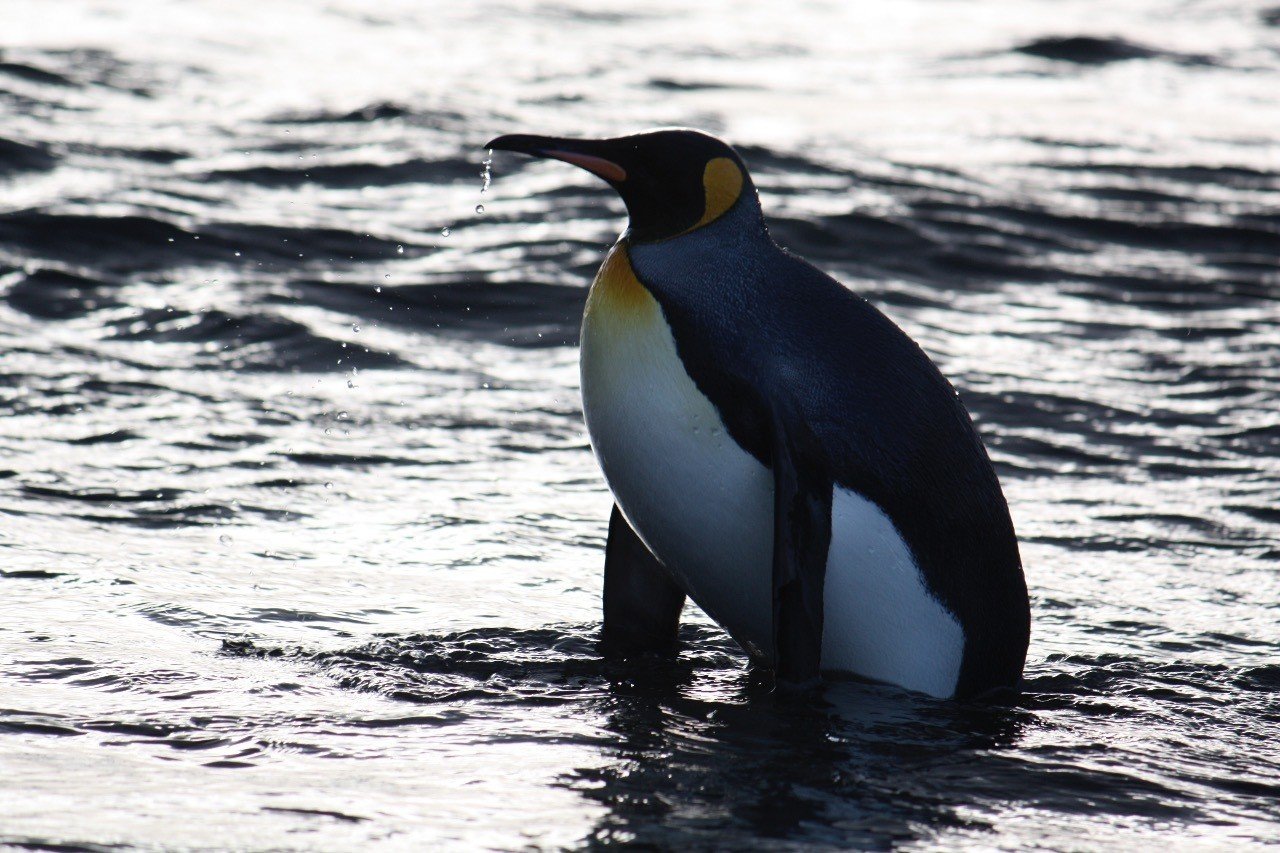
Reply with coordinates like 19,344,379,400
222,626,1035,847
2,0,1279,848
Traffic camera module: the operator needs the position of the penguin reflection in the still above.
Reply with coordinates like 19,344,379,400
569,646,1028,848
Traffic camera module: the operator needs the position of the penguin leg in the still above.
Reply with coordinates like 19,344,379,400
769,400,834,691
601,503,685,656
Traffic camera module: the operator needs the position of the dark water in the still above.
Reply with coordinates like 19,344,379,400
3,0,1279,848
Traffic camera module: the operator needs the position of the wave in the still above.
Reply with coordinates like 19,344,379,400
204,156,480,188
0,211,409,270
283,277,585,347
0,136,56,173
1013,35,1216,66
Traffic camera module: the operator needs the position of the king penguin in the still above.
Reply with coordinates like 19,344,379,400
486,128,1030,699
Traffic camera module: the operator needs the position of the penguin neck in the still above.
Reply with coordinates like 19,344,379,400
625,188,767,249
626,192,771,290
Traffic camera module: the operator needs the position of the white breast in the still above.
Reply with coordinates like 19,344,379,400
580,244,775,657
580,242,965,697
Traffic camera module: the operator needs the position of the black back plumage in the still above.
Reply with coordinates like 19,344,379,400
629,194,1030,697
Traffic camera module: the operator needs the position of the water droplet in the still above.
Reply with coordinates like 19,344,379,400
475,204,485,215
234,251,241,257
219,534,232,547
480,150,493,194
324,482,333,490
375,286,382,293
347,380,355,388
352,324,361,333
396,244,405,254
324,427,332,435
441,226,451,237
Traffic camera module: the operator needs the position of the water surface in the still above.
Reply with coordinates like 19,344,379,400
2,0,1279,848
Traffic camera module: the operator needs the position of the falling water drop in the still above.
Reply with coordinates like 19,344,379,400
396,244,405,255
441,226,451,237
475,204,485,215
480,149,493,194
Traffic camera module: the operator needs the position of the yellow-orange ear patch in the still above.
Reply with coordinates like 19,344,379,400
693,157,743,230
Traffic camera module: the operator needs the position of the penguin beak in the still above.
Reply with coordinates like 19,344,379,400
486,134,628,184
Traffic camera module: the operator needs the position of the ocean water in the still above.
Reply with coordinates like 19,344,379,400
2,0,1279,848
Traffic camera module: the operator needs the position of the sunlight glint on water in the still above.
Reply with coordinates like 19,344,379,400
0,0,1278,848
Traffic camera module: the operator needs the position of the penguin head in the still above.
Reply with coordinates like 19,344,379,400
486,128,761,243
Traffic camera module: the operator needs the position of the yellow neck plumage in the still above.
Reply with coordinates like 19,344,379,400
584,243,658,330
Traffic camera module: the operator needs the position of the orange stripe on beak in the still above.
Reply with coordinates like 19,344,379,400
544,150,627,182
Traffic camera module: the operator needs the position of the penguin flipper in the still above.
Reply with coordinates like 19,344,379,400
601,503,685,656
770,398,834,691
